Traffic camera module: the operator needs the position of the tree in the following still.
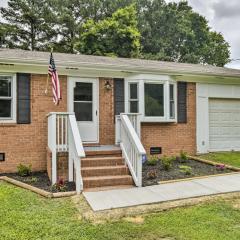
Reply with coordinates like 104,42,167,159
138,0,230,66
76,4,141,58
0,0,56,51
49,0,134,53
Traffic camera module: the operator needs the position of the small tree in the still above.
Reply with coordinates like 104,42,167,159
76,4,141,58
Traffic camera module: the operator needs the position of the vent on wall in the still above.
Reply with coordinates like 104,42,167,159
0,153,5,162
150,147,162,155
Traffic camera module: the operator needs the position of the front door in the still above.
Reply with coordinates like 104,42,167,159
69,78,99,143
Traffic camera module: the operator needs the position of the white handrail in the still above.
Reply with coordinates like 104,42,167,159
47,112,85,194
118,113,146,187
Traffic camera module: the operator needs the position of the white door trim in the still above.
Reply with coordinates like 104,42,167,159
196,83,240,154
67,77,99,143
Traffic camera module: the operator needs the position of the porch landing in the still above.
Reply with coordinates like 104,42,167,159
83,173,240,211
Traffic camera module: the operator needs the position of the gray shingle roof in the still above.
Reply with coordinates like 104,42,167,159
0,48,240,78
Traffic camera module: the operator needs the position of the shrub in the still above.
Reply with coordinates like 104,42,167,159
146,156,159,166
147,170,157,179
178,150,188,163
161,156,173,171
17,164,32,177
179,165,192,175
51,178,67,192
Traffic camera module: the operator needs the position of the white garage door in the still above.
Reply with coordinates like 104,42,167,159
209,99,240,151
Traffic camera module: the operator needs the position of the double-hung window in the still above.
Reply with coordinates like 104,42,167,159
169,84,175,119
129,83,139,113
0,75,16,122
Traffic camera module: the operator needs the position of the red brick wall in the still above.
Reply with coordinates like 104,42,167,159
0,74,67,173
99,78,115,145
0,75,196,174
141,83,196,156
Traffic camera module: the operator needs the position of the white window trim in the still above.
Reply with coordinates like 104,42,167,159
128,82,139,113
125,75,177,122
0,74,17,123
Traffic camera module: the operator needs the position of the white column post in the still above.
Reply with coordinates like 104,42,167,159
51,113,57,184
68,118,74,182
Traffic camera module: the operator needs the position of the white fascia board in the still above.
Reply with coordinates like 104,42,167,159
1,58,240,84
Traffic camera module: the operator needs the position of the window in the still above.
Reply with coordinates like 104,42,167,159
0,75,15,121
126,75,177,122
169,84,175,119
144,83,164,117
129,83,139,113
74,82,93,121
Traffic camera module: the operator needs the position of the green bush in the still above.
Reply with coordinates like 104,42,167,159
179,165,192,175
17,164,32,177
161,156,173,171
178,150,188,163
146,156,159,166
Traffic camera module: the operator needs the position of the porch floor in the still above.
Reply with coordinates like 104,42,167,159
84,145,120,152
83,173,240,211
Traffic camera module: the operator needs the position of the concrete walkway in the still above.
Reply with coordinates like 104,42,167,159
83,173,240,211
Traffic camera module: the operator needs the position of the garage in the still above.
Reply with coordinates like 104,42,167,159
209,99,240,151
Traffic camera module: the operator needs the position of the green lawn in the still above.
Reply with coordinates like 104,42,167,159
198,152,240,168
1,181,240,240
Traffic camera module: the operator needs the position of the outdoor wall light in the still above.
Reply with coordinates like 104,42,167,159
104,80,112,90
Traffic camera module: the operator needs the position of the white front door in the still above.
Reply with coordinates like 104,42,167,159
69,77,99,143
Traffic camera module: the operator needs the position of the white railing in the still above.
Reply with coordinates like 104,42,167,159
115,113,141,144
116,113,146,187
47,112,85,194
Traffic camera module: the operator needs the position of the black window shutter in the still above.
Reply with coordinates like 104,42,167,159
177,82,187,123
114,78,125,117
17,73,31,124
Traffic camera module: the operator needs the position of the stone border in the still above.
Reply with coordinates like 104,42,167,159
157,156,240,185
0,176,77,198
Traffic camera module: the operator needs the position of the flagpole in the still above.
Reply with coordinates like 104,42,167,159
45,48,53,95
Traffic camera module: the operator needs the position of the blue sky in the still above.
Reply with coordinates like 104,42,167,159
1,0,239,69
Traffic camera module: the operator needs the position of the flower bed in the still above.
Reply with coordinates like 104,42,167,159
142,156,234,187
0,171,75,193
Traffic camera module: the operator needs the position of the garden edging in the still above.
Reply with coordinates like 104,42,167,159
0,176,77,198
190,156,240,172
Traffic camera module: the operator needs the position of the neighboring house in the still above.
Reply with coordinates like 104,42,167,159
1,48,240,191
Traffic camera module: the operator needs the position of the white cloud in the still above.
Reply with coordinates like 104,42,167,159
166,0,240,69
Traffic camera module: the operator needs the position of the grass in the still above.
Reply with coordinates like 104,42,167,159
0,182,240,240
198,151,240,168
1,181,240,240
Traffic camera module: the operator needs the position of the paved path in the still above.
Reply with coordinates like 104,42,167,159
83,173,240,211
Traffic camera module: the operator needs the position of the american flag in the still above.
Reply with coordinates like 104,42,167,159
48,52,61,105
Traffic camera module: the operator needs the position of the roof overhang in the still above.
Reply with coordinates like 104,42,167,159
1,58,240,85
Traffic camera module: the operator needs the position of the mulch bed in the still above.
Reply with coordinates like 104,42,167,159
0,171,75,193
142,158,233,187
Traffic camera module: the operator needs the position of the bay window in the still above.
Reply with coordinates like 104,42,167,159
0,75,16,122
126,75,177,122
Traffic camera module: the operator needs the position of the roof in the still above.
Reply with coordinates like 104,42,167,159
0,48,240,78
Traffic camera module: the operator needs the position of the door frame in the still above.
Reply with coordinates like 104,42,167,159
67,76,99,143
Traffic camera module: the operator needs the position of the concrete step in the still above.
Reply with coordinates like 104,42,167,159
83,175,134,189
81,165,129,177
81,156,124,167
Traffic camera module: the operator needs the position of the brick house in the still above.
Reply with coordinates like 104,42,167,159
1,48,240,192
